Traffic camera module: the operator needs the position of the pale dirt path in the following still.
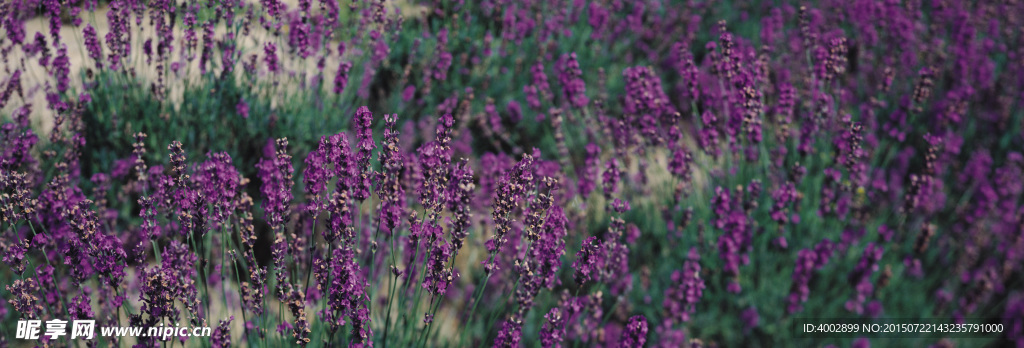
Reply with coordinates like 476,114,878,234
2,0,426,135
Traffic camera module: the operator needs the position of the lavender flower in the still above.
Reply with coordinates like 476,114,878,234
334,61,352,94
623,65,673,119
420,28,452,84
6,278,42,318
0,171,34,224
257,138,294,230
514,199,567,319
303,137,333,214
195,152,241,224
602,158,621,201
1004,294,1024,346
83,24,103,69
418,114,454,213
264,42,279,73
531,205,567,289
664,247,704,323
212,316,233,348
52,44,70,93
572,236,605,287
326,137,356,246
788,246,821,314
620,315,648,347
237,98,250,119
578,143,600,199
484,154,534,274
448,159,474,250
0,71,22,110
493,319,523,348
507,100,523,124
742,306,760,328
1,238,28,275
912,67,934,112
422,222,453,295
673,42,700,101
846,243,884,315
352,106,376,202
322,246,367,337
713,186,751,293
376,114,405,237
539,305,567,348
558,52,588,109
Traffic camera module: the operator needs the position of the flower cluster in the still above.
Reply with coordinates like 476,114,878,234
2,0,1023,346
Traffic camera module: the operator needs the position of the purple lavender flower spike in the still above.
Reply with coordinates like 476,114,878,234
664,247,704,323
572,236,604,287
619,315,649,347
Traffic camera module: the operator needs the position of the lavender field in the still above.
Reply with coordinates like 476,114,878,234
1,0,1023,347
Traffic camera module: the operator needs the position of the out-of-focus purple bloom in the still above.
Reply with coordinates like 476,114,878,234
620,315,648,347
402,85,416,102
525,61,550,108
602,158,620,201
741,306,760,328
712,185,752,293
664,247,703,323
52,44,70,93
237,98,250,119
846,243,884,315
788,239,834,314
425,28,452,83
603,199,633,296
558,53,588,109
334,61,352,94
698,110,720,158
1004,294,1024,347
83,24,103,69
507,100,523,124
264,42,280,73
673,42,700,101
819,168,844,218
0,71,23,110
623,65,673,119
578,143,600,199
653,321,689,348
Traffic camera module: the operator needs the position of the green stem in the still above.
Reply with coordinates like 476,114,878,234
456,269,493,347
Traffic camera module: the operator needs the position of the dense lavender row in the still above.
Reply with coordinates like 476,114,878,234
2,0,1024,347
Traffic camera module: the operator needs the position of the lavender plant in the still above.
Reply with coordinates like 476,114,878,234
2,0,1024,347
